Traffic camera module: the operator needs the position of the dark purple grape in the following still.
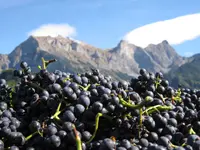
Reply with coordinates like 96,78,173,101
57,130,67,139
29,121,41,132
46,125,58,136
52,83,62,93
62,110,76,123
62,121,73,132
74,104,85,117
0,139,4,148
49,135,61,147
82,131,92,141
78,95,90,107
2,60,200,150
99,138,115,150
10,146,20,150
92,101,103,113
0,102,8,111
20,61,28,69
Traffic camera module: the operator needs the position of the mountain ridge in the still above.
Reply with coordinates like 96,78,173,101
0,35,190,83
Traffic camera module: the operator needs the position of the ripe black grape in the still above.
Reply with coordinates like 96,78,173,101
1,60,200,149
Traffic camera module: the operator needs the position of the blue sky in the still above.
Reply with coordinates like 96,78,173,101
0,0,200,57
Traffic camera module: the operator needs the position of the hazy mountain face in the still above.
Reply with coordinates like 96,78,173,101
166,54,200,88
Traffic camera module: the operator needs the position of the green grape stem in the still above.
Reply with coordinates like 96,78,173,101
38,65,42,70
41,57,57,70
63,77,72,82
170,142,179,148
78,84,91,91
172,96,182,103
25,131,39,141
171,88,182,103
50,102,62,120
86,113,102,144
123,113,132,119
156,92,167,103
118,95,152,109
41,57,46,70
155,77,161,89
189,127,196,135
9,92,13,107
142,105,172,115
139,108,143,138
86,113,112,144
72,125,82,150
177,88,182,97
56,102,62,113
181,142,187,147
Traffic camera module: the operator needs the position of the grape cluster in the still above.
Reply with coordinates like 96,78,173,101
0,57,200,150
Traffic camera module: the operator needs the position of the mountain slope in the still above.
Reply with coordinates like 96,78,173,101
0,54,9,72
109,40,186,74
166,54,200,89
144,40,187,72
0,35,187,82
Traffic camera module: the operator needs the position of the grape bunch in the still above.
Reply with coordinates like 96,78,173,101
0,57,200,150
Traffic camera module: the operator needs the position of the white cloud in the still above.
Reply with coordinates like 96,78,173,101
27,23,77,37
123,13,200,48
184,52,194,57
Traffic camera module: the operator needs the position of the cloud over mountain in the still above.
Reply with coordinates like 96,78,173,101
184,52,195,57
123,13,200,48
27,23,77,37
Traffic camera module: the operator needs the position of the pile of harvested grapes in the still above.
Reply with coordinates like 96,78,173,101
0,57,200,150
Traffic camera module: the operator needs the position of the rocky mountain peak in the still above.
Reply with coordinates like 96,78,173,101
146,40,170,49
161,40,169,45
111,40,139,58
0,36,189,82
29,35,81,49
118,40,138,48
144,40,186,71
26,35,103,55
